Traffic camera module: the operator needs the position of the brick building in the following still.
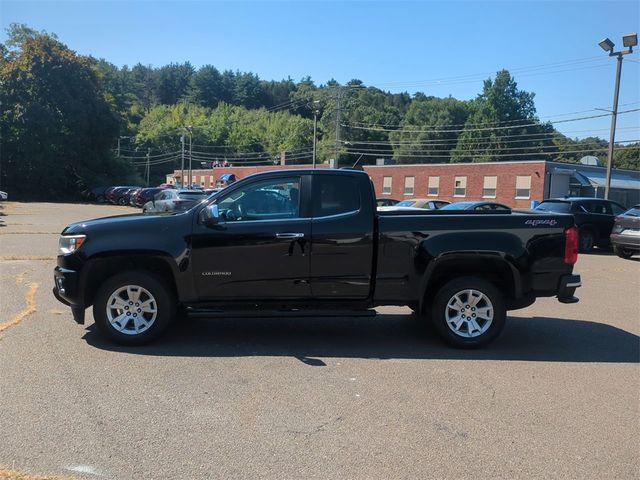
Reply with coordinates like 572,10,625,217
169,160,640,208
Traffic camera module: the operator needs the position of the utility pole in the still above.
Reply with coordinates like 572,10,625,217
598,33,637,199
313,110,318,168
309,99,321,168
145,148,150,187
187,126,193,188
334,86,341,168
181,134,185,188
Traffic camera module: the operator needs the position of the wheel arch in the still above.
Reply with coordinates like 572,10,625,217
418,254,520,316
82,254,179,308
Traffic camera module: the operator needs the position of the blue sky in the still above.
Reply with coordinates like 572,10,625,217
1,0,639,143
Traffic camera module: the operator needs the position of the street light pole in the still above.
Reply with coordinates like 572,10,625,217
604,54,622,200
598,33,637,199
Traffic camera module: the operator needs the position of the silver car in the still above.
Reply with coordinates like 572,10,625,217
143,189,207,213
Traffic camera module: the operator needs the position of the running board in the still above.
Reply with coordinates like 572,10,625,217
186,309,377,318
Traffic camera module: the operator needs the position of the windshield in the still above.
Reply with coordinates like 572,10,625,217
624,206,640,217
536,201,572,213
397,200,416,207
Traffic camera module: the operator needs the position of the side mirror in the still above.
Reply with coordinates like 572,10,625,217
201,204,220,226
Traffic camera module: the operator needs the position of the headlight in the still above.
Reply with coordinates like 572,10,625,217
612,224,623,234
58,234,86,255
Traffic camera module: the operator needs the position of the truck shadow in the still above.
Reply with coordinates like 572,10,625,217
82,314,639,364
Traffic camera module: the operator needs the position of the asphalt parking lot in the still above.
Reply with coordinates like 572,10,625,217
0,202,638,480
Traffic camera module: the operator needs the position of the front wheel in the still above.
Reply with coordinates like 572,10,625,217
92,271,175,345
613,245,634,259
430,277,506,348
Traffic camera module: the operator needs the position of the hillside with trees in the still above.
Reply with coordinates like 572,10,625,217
1,23,637,199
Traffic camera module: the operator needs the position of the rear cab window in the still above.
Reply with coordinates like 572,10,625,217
536,201,572,213
312,175,360,217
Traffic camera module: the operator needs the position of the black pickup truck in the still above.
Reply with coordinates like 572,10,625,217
53,169,581,348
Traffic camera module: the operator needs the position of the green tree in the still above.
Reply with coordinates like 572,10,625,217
389,96,469,163
614,143,640,171
187,65,223,108
451,70,555,162
156,62,194,105
0,24,131,199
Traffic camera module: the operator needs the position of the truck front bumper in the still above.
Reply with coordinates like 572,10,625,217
53,266,85,324
557,274,581,304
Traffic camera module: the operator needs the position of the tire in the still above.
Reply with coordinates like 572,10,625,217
613,245,634,259
579,228,595,253
96,195,105,204
92,271,175,345
430,276,506,348
118,197,126,206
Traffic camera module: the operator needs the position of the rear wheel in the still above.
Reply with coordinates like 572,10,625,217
92,271,175,345
579,228,595,253
430,277,506,348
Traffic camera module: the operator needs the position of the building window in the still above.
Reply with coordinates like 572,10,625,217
454,176,467,197
516,176,531,199
483,176,497,198
404,176,415,195
427,176,439,196
201,177,206,187
210,176,214,187
382,176,392,195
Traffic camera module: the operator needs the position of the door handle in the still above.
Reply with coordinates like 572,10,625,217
276,232,305,239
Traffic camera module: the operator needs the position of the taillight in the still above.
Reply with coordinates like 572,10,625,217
564,226,578,265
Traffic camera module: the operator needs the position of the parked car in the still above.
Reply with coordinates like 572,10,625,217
394,198,450,209
106,186,139,205
0,190,7,201
142,189,208,213
440,201,510,211
131,187,164,207
376,198,400,207
83,186,109,203
610,204,640,259
122,188,141,206
535,197,627,252
54,169,581,348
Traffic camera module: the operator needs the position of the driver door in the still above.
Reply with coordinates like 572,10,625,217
191,175,311,300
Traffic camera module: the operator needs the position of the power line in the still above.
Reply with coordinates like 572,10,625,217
344,147,625,160
345,128,640,147
343,109,640,134
342,56,611,90
343,139,639,155
345,102,640,129
120,150,181,160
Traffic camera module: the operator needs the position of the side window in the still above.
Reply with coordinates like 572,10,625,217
313,176,360,217
611,203,626,215
585,202,608,214
216,177,300,222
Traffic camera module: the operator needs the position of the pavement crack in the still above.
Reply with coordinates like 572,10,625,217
0,280,39,336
